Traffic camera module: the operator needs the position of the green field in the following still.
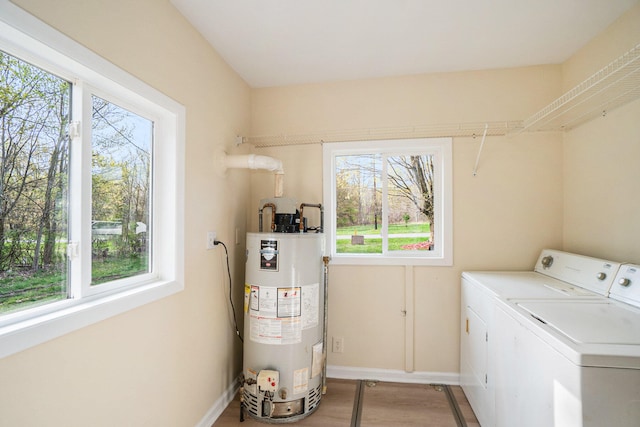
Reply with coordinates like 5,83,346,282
337,222,429,236
336,222,431,253
0,267,66,313
0,255,148,313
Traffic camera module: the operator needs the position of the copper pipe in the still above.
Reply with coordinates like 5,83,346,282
262,203,277,231
299,203,323,232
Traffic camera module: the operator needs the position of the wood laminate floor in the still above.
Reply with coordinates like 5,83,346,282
212,379,480,426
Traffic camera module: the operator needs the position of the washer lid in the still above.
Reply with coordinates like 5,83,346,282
463,271,601,299
518,300,640,345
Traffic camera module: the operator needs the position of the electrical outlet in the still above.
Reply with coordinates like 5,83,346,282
332,337,344,353
207,231,217,249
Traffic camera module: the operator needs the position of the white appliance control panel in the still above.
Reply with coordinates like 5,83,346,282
534,249,621,295
610,264,640,307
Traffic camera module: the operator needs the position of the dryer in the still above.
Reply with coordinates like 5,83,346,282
494,264,640,427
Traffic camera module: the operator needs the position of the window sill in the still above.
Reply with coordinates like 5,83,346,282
0,278,183,359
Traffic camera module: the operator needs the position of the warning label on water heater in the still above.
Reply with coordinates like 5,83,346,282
277,287,301,317
248,283,319,345
259,240,278,271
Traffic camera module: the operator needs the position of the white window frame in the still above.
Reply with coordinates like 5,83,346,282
0,1,185,359
323,138,452,266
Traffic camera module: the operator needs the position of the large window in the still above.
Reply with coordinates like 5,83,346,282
0,3,184,358
323,138,452,265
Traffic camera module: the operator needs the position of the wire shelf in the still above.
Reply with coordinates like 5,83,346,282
519,43,640,133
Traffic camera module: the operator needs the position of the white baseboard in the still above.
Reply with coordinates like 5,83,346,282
327,365,460,385
194,376,240,427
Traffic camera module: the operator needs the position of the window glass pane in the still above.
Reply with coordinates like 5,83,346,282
91,96,151,285
387,155,434,252
335,154,382,254
0,51,70,313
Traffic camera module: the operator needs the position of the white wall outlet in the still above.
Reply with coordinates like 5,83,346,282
332,337,344,353
207,231,217,249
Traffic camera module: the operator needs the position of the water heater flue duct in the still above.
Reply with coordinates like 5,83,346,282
220,152,284,197
225,154,283,173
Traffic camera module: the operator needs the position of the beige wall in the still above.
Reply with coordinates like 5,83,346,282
250,68,565,373
1,0,251,426
562,2,640,263
562,98,640,263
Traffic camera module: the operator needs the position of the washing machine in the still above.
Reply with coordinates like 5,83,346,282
494,263,640,426
460,249,622,427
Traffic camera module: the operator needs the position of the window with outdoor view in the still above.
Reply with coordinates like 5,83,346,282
0,51,70,312
0,1,184,359
323,138,452,265
91,96,151,285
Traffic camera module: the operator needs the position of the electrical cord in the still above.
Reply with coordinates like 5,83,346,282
215,240,243,342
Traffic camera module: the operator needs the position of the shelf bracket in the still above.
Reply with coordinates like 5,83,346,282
472,123,489,176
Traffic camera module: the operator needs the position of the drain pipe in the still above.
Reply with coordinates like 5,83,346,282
322,255,331,395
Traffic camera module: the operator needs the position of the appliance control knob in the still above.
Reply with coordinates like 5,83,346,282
541,255,553,268
618,278,631,287
596,272,607,281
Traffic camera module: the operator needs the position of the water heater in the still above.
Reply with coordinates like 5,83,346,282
241,198,325,422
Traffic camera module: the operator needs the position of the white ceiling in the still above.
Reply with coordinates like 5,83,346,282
171,0,638,88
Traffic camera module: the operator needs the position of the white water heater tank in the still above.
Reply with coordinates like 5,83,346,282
242,232,325,422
